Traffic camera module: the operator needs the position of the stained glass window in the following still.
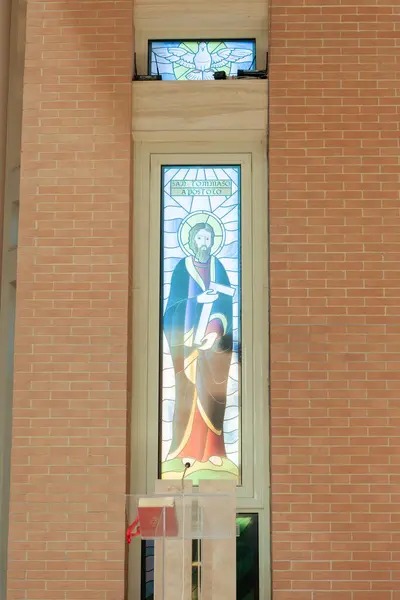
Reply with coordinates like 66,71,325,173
160,166,241,484
149,40,256,81
141,514,259,599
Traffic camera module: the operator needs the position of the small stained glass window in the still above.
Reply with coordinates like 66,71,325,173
160,166,241,485
141,514,259,599
149,40,256,81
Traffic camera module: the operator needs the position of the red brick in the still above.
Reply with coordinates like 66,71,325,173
7,1,132,599
270,0,400,595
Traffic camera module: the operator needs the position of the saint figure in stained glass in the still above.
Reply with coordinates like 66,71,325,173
161,167,241,483
164,217,234,469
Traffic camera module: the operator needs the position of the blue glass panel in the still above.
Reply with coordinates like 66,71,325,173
149,40,256,80
160,166,241,485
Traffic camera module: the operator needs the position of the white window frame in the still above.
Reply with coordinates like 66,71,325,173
150,153,256,501
130,140,270,599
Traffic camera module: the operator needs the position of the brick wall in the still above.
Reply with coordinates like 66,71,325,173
6,2,133,599
7,0,400,598
269,2,400,599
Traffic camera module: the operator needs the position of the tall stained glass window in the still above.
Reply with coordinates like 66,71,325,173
160,166,241,484
149,40,256,81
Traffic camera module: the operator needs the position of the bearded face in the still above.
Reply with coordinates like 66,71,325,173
193,228,212,263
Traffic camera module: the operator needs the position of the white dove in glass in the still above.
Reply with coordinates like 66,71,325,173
150,40,256,81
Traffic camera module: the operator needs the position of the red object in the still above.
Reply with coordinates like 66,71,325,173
126,516,140,544
178,405,226,462
137,504,178,538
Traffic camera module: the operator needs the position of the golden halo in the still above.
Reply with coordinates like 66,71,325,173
178,211,225,257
